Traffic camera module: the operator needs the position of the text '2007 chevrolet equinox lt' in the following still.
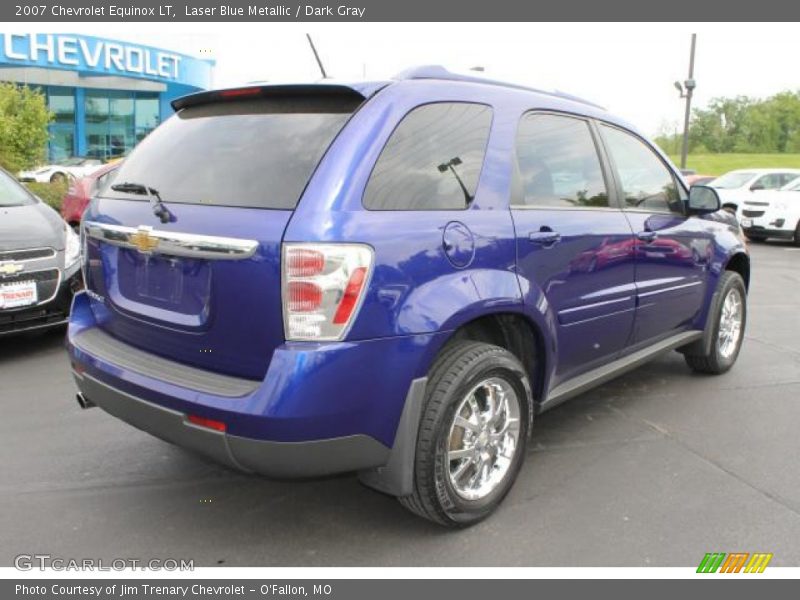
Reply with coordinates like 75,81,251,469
68,66,749,526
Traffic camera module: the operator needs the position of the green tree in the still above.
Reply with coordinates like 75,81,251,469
0,83,52,173
688,91,800,154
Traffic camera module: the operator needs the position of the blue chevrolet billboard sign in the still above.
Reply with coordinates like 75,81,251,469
0,33,213,160
0,33,212,88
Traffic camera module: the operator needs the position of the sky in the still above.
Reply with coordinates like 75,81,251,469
8,22,800,137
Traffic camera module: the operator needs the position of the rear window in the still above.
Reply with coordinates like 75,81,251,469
105,96,360,209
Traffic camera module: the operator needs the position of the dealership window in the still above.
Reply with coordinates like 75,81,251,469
84,90,161,159
109,92,135,159
135,94,160,142
46,87,75,162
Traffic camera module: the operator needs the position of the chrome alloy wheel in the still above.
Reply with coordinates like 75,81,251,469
717,287,744,359
447,377,521,501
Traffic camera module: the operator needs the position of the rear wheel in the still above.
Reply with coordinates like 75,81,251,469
398,341,531,527
745,233,766,243
684,271,746,374
793,221,800,247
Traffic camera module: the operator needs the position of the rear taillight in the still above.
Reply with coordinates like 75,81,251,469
282,243,373,341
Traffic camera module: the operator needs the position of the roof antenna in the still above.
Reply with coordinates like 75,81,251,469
306,34,328,79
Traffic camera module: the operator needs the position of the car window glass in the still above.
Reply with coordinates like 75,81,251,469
513,113,608,208
363,103,492,210
600,124,683,214
711,172,754,189
754,175,776,189
780,173,798,187
0,170,35,207
106,96,360,210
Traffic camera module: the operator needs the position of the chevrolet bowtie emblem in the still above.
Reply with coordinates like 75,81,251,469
129,226,159,254
0,262,24,277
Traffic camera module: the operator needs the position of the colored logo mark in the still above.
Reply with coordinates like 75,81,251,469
697,552,773,573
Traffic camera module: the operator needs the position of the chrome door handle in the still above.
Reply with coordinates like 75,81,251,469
529,231,561,246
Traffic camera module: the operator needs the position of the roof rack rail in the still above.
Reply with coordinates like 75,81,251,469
393,65,605,110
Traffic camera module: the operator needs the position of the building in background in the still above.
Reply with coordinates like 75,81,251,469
0,33,213,161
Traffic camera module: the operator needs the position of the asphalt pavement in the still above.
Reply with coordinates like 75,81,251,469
1,242,799,567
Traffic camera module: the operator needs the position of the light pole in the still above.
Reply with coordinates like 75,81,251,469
674,33,697,171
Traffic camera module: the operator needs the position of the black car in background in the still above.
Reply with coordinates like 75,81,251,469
0,168,82,335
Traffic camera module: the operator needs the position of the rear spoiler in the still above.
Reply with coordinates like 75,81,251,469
171,83,386,111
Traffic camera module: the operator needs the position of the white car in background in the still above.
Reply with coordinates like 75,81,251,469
739,176,800,244
708,168,800,213
18,157,104,184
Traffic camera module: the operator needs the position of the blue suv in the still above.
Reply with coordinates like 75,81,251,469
67,66,749,526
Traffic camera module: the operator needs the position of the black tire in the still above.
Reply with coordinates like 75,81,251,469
684,271,747,374
793,221,800,247
745,233,766,243
398,341,531,527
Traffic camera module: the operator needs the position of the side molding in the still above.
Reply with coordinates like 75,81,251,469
542,330,703,412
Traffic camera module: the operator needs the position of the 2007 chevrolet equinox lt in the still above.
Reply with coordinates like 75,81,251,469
68,66,749,526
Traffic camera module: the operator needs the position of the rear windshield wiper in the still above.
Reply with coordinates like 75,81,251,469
110,182,172,224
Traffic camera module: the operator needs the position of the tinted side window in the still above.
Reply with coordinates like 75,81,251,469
514,113,609,208
601,124,683,214
363,103,492,210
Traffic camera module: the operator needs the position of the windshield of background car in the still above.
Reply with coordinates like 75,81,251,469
104,95,361,210
0,170,35,207
711,172,755,189
781,177,800,191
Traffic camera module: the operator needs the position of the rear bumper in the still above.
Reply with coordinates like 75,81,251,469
67,292,449,478
74,371,390,478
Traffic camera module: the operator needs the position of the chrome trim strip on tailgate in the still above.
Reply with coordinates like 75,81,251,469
84,221,259,261
72,327,262,398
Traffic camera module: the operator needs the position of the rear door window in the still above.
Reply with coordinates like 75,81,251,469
363,103,492,210
104,95,361,209
514,113,610,208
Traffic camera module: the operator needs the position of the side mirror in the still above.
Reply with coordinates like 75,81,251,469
688,185,721,214
750,183,764,191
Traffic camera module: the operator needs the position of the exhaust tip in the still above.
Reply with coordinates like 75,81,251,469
76,392,96,410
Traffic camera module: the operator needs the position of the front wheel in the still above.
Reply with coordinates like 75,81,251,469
398,341,531,527
684,271,747,374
